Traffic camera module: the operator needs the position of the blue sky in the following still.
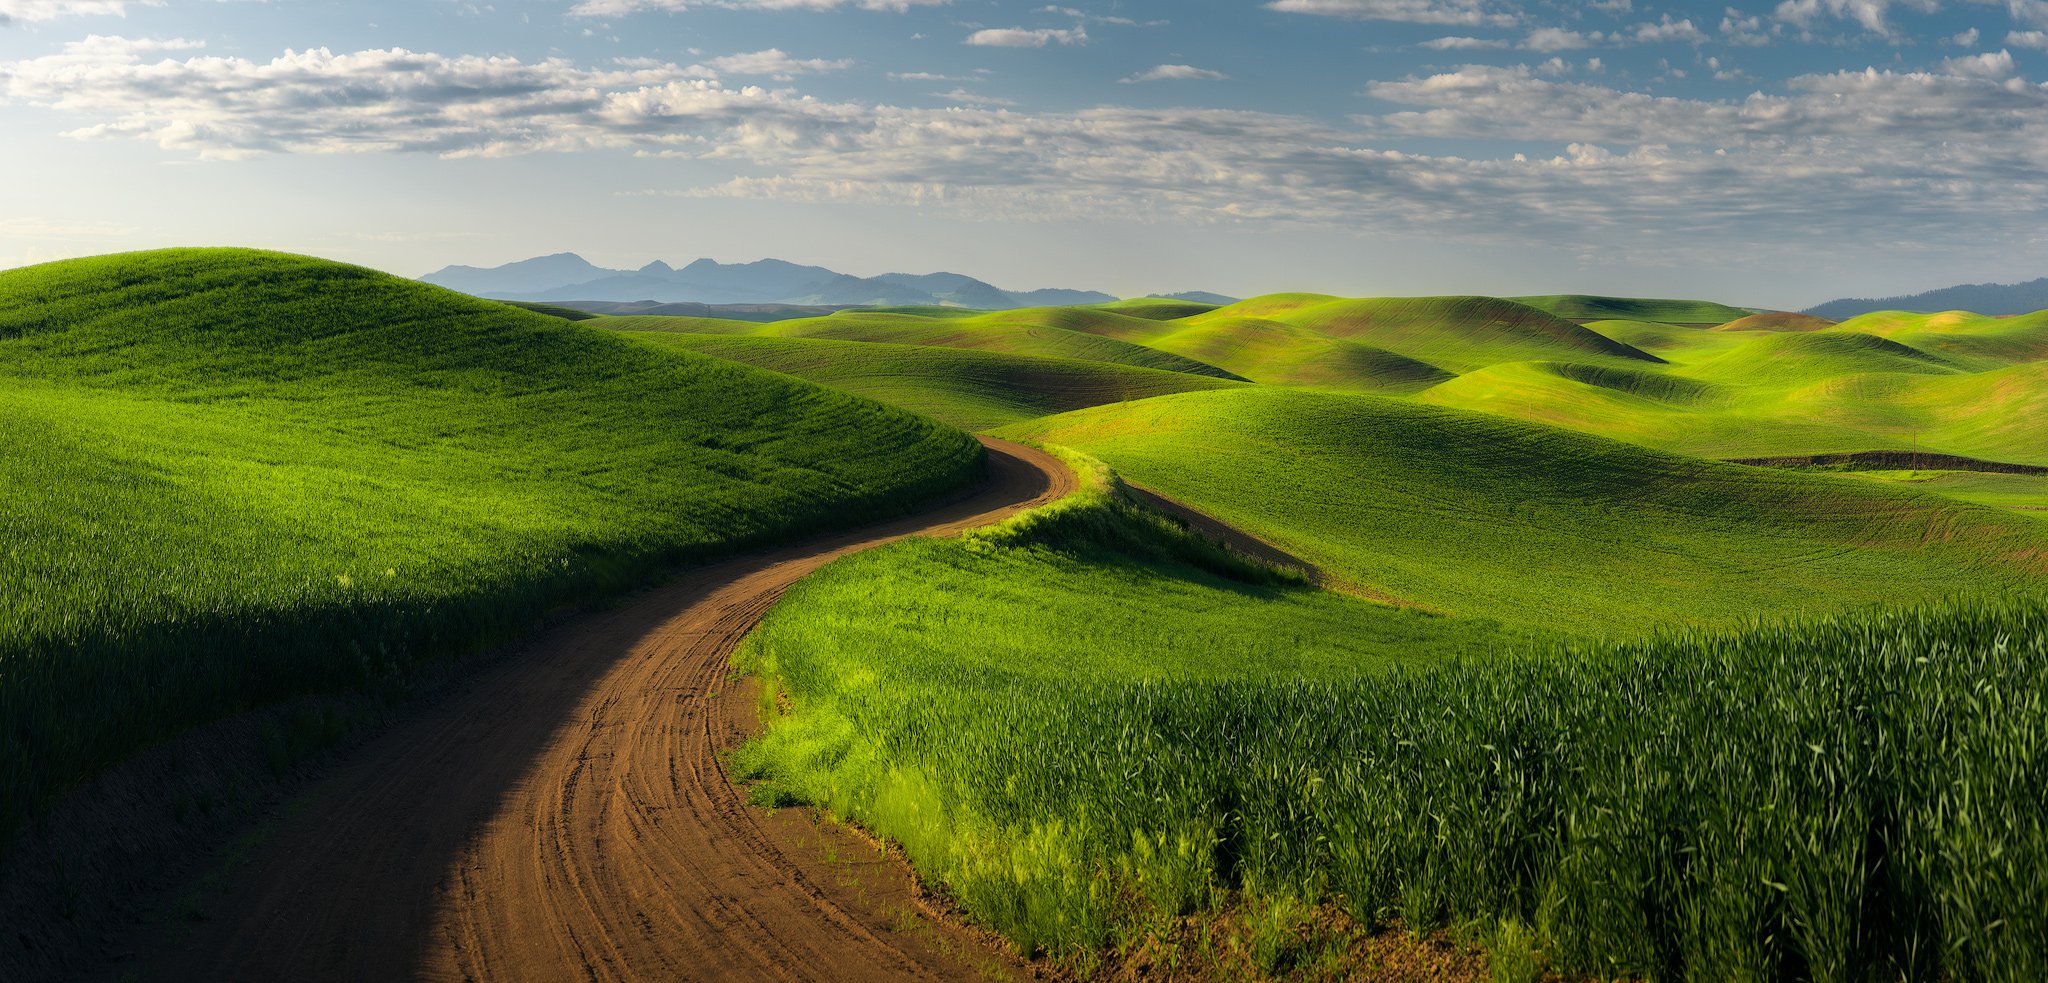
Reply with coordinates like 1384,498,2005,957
3,0,2046,306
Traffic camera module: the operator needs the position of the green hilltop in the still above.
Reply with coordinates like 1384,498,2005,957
0,248,983,841
577,289,2048,486
16,257,2048,981
1511,293,1755,324
632,332,1243,432
551,283,2048,978
1002,387,2047,634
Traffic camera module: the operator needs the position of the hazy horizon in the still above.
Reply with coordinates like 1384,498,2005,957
5,0,2048,309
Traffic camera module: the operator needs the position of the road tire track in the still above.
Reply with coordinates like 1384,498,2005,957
111,438,1073,983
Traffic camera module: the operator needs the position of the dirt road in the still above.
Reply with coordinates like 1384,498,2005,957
111,438,1073,983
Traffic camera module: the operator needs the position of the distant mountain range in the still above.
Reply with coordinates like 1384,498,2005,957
1147,291,1241,305
1805,277,2048,320
420,253,1129,309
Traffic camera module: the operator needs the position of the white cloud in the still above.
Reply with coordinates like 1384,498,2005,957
1037,4,1157,26
8,37,2048,260
1632,15,1708,43
1524,27,1597,50
1365,62,2048,158
1515,16,1699,51
1722,12,1773,44
964,26,1086,47
705,48,852,78
1264,0,1519,28
568,0,945,14
932,87,1016,105
1982,0,2048,29
0,39,704,158
1120,64,1229,83
1941,48,2018,77
1772,0,1938,37
0,0,158,23
1952,27,1981,45
1420,35,1511,49
2009,29,2048,48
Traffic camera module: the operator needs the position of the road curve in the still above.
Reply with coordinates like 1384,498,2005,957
111,438,1074,983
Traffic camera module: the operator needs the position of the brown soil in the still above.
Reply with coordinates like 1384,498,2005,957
1098,905,1489,983
1728,450,2048,475
98,437,1074,983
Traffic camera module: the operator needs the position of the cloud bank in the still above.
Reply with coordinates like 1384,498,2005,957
4,36,2045,257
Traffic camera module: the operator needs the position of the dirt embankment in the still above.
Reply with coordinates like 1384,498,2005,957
82,438,1072,983
1729,451,2048,475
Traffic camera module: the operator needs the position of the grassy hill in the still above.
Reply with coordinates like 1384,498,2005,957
738,452,2048,979
1419,341,2048,468
1132,316,1454,392
1195,296,1664,374
626,332,1243,431
0,248,984,842
1089,297,1221,320
1511,294,1754,324
1832,310,2048,368
595,289,2048,509
1003,388,2048,634
1676,331,1964,387
605,310,1242,379
1713,311,1836,332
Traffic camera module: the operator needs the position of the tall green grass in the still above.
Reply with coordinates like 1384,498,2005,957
739,481,2048,979
0,248,983,847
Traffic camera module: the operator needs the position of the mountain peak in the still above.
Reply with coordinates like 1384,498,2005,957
422,252,1127,310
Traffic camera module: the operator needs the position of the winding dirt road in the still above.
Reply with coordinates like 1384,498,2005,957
111,438,1073,983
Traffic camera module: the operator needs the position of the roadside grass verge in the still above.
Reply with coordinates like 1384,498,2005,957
737,461,2048,979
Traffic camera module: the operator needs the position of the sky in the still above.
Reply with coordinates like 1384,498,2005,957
2,1,2046,307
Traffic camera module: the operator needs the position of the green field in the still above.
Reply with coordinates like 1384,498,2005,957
1003,387,2046,634
0,248,983,843
740,480,2048,977
627,333,1243,431
1511,293,1755,324
15,259,2048,982
663,290,2048,976
600,295,2048,492
606,308,1244,379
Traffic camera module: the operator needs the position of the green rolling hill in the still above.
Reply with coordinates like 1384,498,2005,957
1192,295,1663,373
14,254,2048,982
1131,316,1454,392
1713,311,1836,332
0,248,983,841
601,289,2048,491
1511,293,1755,324
1004,387,2048,634
1675,331,1965,387
1833,309,2048,367
605,309,1242,379
627,332,1243,432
